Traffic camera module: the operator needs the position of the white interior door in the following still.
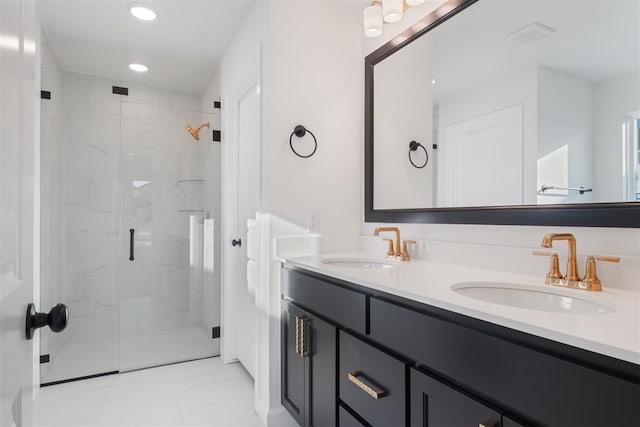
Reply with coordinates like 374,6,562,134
441,104,523,207
1,0,38,424
222,60,261,378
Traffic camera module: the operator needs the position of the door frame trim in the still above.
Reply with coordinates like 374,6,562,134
220,48,263,365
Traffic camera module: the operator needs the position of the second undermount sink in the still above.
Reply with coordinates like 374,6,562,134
451,282,615,314
321,258,394,270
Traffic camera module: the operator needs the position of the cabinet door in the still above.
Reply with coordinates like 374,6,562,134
282,302,307,426
308,309,337,427
410,368,501,427
282,301,337,427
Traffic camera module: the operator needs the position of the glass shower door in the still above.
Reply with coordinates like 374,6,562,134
39,73,121,384
118,100,218,371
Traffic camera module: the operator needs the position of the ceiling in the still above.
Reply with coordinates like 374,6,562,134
405,0,640,103
38,0,256,93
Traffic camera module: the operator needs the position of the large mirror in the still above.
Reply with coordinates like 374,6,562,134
365,0,640,227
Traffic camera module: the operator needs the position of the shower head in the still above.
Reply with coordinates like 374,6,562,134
186,122,210,141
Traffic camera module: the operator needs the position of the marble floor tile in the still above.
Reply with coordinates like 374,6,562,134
34,357,262,427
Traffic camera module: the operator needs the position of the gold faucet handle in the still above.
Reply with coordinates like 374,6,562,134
532,250,551,256
532,250,563,281
381,238,395,257
593,255,620,263
401,240,416,262
582,255,619,292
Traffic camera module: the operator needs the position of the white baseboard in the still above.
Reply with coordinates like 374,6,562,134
265,406,297,427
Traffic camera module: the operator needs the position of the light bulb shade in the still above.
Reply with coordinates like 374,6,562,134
406,0,426,5
363,4,383,38
382,0,403,23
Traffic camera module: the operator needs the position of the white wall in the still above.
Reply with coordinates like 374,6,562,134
592,72,640,202
265,1,363,235
374,33,434,209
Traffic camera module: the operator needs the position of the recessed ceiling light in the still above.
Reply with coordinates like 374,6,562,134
129,63,149,72
129,5,156,21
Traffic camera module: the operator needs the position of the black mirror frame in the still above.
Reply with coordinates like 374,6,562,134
364,0,640,228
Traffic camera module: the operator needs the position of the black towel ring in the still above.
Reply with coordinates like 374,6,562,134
289,125,317,158
409,140,428,169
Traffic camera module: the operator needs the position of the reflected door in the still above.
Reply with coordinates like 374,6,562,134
439,104,523,207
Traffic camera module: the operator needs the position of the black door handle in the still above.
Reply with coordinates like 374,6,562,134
129,228,135,261
232,238,242,247
26,303,68,340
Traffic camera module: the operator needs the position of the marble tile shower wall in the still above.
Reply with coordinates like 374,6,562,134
50,71,211,365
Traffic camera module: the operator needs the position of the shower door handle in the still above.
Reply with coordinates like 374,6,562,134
26,303,69,340
129,228,135,261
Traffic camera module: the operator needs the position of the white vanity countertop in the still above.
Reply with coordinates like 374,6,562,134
284,253,640,365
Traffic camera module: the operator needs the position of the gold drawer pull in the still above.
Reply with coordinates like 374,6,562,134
294,316,308,358
347,372,386,399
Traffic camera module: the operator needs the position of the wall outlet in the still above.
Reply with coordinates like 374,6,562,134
307,215,320,232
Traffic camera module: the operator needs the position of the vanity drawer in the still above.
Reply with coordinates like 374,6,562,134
338,405,366,427
283,268,367,334
339,331,405,427
369,297,640,426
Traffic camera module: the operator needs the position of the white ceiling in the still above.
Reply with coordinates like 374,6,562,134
37,0,256,93
416,0,640,102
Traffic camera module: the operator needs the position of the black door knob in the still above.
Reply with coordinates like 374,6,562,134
26,303,69,340
232,238,242,247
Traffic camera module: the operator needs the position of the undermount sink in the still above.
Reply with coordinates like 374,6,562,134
451,282,615,314
321,258,394,270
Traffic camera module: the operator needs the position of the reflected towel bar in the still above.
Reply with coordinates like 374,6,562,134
538,185,592,195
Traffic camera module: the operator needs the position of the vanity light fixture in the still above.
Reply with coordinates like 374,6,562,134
129,5,157,21
383,0,404,23
364,0,425,37
363,2,384,37
129,63,149,72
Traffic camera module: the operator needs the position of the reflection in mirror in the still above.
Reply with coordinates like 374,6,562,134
373,0,640,210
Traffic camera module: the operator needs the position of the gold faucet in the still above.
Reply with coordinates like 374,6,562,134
537,233,620,291
541,233,580,281
374,227,401,258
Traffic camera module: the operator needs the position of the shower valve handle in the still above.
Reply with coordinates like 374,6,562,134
232,238,242,247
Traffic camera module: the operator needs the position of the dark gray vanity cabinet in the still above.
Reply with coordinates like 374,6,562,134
281,266,640,427
281,300,337,427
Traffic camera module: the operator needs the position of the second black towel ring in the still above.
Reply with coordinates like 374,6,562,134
290,125,317,158
409,141,428,169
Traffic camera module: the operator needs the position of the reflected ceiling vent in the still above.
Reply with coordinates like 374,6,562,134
508,22,556,44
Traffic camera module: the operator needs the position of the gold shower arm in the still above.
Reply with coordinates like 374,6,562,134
186,122,210,141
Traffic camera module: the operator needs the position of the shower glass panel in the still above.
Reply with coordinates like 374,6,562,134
40,72,121,384
118,100,217,371
40,72,219,383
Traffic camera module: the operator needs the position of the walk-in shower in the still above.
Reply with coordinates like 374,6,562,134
39,69,220,384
